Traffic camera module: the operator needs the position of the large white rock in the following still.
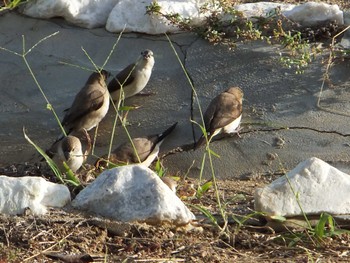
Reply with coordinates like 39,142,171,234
284,2,344,26
0,176,71,215
21,0,118,29
106,0,209,34
72,165,195,225
20,1,345,34
255,157,350,217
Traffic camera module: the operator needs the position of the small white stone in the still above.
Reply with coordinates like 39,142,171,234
255,157,350,217
72,165,195,225
0,176,71,215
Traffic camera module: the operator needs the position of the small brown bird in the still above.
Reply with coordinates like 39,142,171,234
195,87,243,149
161,176,178,193
96,122,177,168
108,49,154,102
43,251,102,263
47,130,91,173
62,70,110,134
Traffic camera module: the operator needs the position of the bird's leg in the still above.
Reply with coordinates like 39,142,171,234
92,124,99,155
234,125,243,138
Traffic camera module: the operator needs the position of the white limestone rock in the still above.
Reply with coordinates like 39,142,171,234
234,2,295,20
21,0,118,29
284,2,344,26
0,176,71,215
255,157,350,217
72,165,195,225
235,2,343,27
106,0,209,34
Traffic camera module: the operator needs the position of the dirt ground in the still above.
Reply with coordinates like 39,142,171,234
2,163,350,263
1,1,350,262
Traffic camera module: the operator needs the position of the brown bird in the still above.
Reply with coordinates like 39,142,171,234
195,87,243,149
108,49,154,102
47,130,91,173
62,70,110,134
43,251,103,263
161,176,178,193
96,122,177,168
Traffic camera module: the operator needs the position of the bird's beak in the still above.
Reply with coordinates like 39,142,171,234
143,53,151,59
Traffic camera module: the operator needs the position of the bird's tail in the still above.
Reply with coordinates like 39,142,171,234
195,131,215,150
157,122,178,143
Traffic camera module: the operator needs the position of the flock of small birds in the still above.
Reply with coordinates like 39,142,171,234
46,49,244,177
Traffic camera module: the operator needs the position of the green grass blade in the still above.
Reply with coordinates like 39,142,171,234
189,204,218,226
23,127,64,184
62,162,81,186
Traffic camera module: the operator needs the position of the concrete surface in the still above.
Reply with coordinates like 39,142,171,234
1,12,350,179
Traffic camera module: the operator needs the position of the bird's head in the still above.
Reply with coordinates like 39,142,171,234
139,49,155,68
226,87,244,102
85,70,111,85
61,135,82,161
141,49,154,59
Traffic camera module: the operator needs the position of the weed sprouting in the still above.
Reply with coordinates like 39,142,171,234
146,0,348,74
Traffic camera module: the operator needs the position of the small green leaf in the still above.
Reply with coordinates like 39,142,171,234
269,215,287,222
189,204,217,226
208,148,220,158
196,181,213,198
62,161,81,186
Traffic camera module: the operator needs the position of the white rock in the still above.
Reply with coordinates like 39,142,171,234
72,165,195,225
106,0,209,34
255,157,350,217
21,0,118,29
284,2,344,26
0,176,71,215
234,2,295,20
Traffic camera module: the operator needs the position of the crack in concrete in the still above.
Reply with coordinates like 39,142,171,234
240,126,350,137
161,125,350,159
164,36,201,148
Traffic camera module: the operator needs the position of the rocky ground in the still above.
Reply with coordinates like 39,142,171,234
1,0,350,262
2,165,350,263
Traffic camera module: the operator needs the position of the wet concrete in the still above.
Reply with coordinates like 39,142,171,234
1,12,350,179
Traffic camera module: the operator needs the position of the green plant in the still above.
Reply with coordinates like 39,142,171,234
196,180,213,198
0,33,83,186
0,0,29,12
146,1,343,74
166,33,230,233
154,158,166,177
23,128,80,186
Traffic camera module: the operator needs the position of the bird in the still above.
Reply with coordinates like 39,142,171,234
161,177,178,193
47,130,91,173
95,122,177,169
49,135,84,173
43,251,102,263
61,70,110,135
195,87,243,149
108,49,155,102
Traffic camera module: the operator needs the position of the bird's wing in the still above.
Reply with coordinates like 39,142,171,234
108,63,136,92
206,94,242,133
62,84,105,127
110,137,154,164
